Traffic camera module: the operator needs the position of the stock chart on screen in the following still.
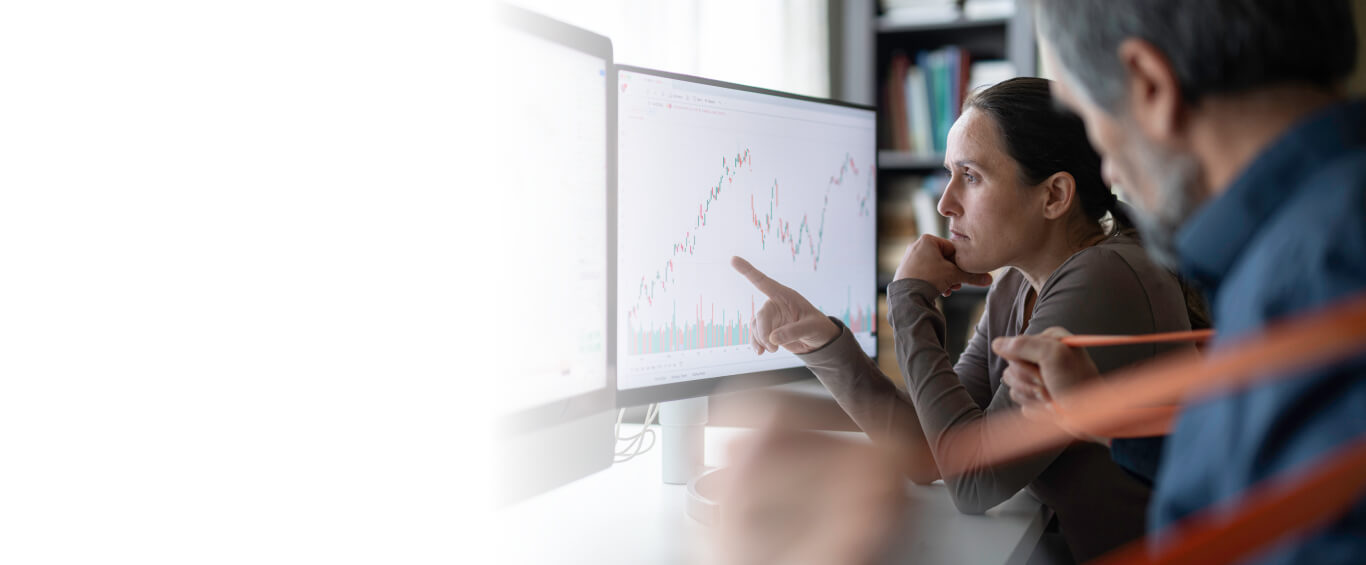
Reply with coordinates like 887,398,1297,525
616,68,877,391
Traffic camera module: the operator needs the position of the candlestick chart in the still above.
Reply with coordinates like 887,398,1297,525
616,70,877,389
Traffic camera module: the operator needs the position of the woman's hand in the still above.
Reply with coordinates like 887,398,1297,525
893,234,993,296
732,256,840,354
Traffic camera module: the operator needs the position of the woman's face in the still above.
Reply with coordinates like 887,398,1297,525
937,108,1048,274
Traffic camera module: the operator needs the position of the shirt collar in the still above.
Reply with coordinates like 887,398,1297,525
1176,100,1366,290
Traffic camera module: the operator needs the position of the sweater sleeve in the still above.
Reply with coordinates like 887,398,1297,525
795,317,939,483
887,277,1066,514
952,297,994,410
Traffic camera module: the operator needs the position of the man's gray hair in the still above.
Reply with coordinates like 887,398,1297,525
1033,0,1358,112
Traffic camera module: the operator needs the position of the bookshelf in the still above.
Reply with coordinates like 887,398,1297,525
875,3,1036,171
830,0,1036,372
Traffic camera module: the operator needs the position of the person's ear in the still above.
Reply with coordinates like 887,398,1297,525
1040,172,1075,221
1117,38,1187,143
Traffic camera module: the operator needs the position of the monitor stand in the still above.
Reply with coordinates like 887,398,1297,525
661,381,849,525
660,396,708,484
660,397,728,526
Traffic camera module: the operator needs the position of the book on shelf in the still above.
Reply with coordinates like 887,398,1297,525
877,174,949,277
884,54,912,153
882,47,1015,158
906,65,932,154
912,177,946,239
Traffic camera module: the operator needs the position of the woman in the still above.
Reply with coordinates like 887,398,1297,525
732,77,1203,562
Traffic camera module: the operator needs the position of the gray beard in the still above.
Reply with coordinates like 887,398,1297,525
1128,199,1186,270
1122,137,1205,270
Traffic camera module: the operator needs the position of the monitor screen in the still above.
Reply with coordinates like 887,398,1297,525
495,4,616,505
616,66,876,401
496,5,612,423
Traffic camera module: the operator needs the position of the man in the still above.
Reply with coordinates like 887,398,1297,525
993,1,1366,563
719,1,1365,563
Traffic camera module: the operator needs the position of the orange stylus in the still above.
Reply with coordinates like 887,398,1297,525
1046,329,1215,437
1060,329,1216,347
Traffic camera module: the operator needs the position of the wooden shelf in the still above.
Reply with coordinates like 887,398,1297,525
876,15,1009,34
879,150,945,171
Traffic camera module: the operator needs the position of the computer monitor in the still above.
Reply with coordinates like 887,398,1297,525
495,4,616,504
614,66,878,409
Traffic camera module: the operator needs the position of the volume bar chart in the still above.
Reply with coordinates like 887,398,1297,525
627,297,755,355
627,289,875,355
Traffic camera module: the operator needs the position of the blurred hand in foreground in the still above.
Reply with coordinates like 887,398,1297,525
719,426,908,565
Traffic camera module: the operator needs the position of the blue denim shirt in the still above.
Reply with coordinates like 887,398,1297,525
1153,100,1366,563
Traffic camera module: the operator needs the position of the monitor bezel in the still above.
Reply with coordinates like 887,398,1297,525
613,64,878,408
497,3,617,435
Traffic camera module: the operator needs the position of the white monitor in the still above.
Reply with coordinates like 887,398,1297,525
615,66,877,407
495,3,615,504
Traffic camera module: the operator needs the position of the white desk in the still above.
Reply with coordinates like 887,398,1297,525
497,425,1050,564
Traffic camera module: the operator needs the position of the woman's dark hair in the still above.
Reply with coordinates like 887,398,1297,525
962,76,1130,234
963,76,1212,329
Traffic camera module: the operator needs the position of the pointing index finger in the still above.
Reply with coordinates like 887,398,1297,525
731,256,786,297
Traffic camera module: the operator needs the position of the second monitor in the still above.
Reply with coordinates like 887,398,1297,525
616,66,878,407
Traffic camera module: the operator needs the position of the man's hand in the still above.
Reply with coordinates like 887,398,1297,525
893,234,992,297
993,327,1107,442
719,428,907,565
732,256,840,355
